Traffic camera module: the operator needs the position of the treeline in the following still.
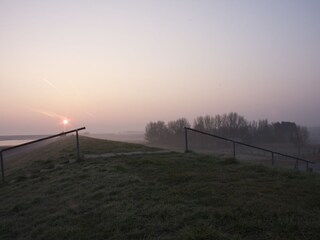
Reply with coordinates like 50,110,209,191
145,112,309,149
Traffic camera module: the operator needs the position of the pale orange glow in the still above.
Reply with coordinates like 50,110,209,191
63,119,69,125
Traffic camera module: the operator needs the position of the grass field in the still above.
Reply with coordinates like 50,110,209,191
1,136,320,239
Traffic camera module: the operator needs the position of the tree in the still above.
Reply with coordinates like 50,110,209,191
214,114,223,131
167,118,190,137
145,121,168,143
193,115,215,132
220,112,248,140
193,116,205,131
256,119,273,142
273,121,296,143
291,126,309,157
160,118,189,146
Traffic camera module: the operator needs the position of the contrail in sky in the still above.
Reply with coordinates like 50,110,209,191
30,108,66,120
35,77,96,120
42,78,62,94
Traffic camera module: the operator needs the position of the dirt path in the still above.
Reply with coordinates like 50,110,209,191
84,150,173,159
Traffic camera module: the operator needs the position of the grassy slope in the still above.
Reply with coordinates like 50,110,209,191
3,136,158,172
1,137,320,240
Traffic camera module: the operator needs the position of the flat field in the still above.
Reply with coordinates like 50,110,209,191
1,136,320,240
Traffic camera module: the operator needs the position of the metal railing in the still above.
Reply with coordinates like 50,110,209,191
0,127,86,183
184,127,315,170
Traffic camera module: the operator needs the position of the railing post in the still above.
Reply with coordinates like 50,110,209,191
76,131,80,161
1,151,5,184
294,159,299,170
233,141,236,158
185,128,189,152
271,152,274,166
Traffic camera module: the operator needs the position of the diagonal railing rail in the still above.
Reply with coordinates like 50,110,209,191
184,127,315,171
0,127,86,184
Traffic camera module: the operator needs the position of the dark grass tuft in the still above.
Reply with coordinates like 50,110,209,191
221,157,239,165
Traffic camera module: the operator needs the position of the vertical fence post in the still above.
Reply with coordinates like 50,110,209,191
271,152,274,166
233,141,236,158
0,151,4,184
185,128,189,152
294,159,299,170
76,131,80,161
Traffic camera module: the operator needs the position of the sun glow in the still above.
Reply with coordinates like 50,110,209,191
62,118,70,132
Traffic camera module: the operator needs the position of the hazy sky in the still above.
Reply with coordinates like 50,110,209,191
1,0,320,134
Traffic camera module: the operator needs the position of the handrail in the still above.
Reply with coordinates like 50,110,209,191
1,127,86,184
0,127,85,153
184,127,315,166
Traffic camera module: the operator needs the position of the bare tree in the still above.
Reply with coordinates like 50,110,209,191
193,116,205,131
145,121,168,143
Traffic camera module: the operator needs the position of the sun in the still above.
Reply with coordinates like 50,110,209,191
63,119,69,125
